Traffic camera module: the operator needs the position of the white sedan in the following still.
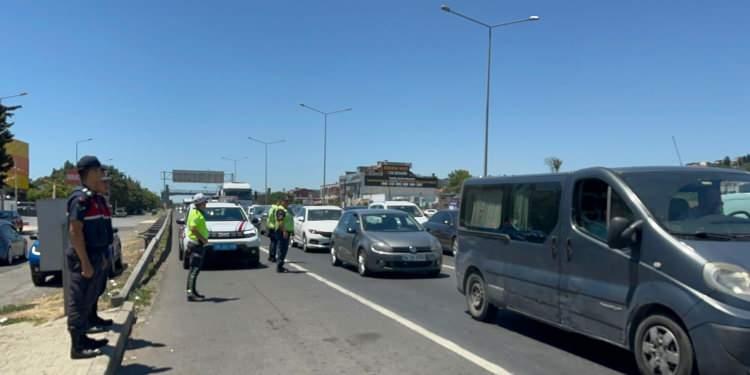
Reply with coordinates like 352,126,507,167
292,206,343,252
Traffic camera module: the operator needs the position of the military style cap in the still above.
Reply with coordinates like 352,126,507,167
77,155,102,172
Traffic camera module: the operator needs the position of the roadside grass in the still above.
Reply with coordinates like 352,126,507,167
129,225,170,312
0,303,35,315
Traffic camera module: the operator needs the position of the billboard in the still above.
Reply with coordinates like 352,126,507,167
365,176,438,188
172,170,225,184
4,140,29,190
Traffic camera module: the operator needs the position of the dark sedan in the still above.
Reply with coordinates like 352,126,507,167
423,210,458,256
330,209,442,277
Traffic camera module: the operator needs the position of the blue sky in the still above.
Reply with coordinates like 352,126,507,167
3,0,749,194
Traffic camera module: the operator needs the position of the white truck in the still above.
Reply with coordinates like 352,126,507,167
220,182,253,209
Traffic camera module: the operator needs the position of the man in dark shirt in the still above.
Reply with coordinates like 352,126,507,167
65,156,114,359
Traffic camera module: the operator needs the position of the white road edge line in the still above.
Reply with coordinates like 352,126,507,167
260,247,510,375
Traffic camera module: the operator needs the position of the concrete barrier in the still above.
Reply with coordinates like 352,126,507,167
86,301,137,375
111,211,172,307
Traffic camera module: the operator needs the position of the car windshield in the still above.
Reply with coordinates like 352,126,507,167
203,207,247,222
362,214,422,232
621,171,750,239
389,205,423,217
253,206,270,215
308,209,342,221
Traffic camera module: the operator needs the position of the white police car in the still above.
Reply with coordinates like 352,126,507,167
178,202,260,269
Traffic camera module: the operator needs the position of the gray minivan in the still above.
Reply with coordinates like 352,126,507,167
456,167,750,375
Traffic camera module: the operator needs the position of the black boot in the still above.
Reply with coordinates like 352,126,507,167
90,315,114,327
82,335,109,349
70,332,102,360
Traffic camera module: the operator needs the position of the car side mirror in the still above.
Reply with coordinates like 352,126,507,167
251,218,260,225
296,217,304,222
608,217,643,250
347,227,357,234
176,219,186,225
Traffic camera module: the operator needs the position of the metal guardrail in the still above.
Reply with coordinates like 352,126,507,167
111,210,172,307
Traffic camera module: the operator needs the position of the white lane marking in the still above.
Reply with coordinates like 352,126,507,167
260,247,510,375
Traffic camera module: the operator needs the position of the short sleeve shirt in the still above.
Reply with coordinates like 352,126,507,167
188,208,209,241
67,188,113,252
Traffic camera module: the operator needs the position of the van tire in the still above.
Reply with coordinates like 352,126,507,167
634,314,694,375
465,273,496,322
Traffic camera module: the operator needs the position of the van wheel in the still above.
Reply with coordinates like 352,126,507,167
465,273,496,322
634,315,694,375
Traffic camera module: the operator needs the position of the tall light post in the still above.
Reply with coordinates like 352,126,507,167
299,104,352,204
248,137,285,204
75,138,93,162
441,4,539,177
221,156,248,182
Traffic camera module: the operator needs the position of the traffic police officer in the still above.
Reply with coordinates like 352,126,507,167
66,156,114,359
272,199,294,273
266,199,285,263
186,193,210,301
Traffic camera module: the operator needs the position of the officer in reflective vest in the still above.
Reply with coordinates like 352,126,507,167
65,156,114,359
186,193,210,301
266,199,287,263
273,200,294,273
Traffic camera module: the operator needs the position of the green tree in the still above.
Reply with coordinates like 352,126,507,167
446,169,472,194
723,156,732,167
0,104,19,187
545,157,564,173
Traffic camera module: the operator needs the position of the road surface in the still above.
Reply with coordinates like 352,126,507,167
0,215,155,307
120,228,638,375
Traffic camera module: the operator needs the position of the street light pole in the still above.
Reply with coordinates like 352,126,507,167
75,138,93,162
441,4,539,177
0,92,28,105
299,104,352,204
248,137,285,204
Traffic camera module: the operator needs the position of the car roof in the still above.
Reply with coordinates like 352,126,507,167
304,205,342,210
205,202,243,208
349,209,409,215
370,201,418,206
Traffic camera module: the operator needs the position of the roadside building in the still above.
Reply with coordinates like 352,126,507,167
289,187,320,205
339,161,439,208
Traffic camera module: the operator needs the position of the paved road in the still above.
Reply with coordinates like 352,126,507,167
121,229,639,375
0,215,154,307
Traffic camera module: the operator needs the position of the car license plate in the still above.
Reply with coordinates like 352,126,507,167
213,243,237,251
402,254,426,261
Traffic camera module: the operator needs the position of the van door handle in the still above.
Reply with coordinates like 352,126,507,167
566,239,573,261
550,237,558,259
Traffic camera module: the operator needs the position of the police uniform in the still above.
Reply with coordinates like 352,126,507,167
266,204,280,262
65,156,113,358
186,193,210,300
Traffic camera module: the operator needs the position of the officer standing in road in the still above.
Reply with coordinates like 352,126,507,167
66,156,114,359
273,199,294,273
186,193,210,301
265,199,283,263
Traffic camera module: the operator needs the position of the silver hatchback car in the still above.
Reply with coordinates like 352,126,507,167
330,209,443,277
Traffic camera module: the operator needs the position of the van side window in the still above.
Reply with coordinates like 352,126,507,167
574,179,634,243
461,185,505,231
503,183,561,243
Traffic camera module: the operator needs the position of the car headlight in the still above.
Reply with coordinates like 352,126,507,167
308,229,319,235
243,229,257,238
30,245,40,256
371,242,391,252
703,262,750,302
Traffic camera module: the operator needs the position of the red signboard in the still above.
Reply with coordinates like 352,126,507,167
65,168,81,186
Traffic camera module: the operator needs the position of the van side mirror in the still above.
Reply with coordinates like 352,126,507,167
608,217,643,250
176,219,186,225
